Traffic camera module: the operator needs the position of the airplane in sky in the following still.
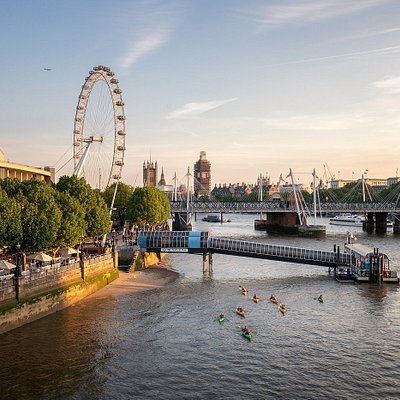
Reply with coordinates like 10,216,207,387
44,68,52,71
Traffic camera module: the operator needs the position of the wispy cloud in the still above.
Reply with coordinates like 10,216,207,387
120,28,172,70
337,27,400,42
373,75,400,93
237,0,387,26
118,2,179,70
268,45,400,67
166,98,238,119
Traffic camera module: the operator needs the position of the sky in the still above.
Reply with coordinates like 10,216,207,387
1,0,400,188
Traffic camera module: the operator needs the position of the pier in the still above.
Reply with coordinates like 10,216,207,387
137,231,398,284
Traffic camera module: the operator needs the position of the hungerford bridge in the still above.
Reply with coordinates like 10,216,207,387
170,200,400,213
170,200,400,234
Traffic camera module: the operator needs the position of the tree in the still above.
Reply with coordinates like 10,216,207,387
55,176,111,237
19,180,62,252
126,187,171,228
101,182,134,226
54,191,86,248
0,189,22,247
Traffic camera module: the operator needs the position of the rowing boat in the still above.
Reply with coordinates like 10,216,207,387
252,297,260,303
240,287,248,295
278,303,286,314
270,296,278,304
218,315,225,323
236,308,245,317
242,330,252,341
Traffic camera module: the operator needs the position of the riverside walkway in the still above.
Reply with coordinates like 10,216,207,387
137,231,351,269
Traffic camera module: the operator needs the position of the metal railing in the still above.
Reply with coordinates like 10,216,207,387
209,237,351,265
170,201,400,213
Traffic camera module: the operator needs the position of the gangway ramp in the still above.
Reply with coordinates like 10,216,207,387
138,231,351,268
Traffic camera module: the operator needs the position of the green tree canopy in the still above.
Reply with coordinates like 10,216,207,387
54,191,86,248
126,187,171,228
0,189,23,247
19,180,62,252
101,182,133,226
55,176,111,237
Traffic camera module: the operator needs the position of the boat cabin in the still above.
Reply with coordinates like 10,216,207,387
344,243,398,283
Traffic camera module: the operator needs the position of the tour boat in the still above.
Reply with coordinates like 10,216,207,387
330,214,393,228
202,214,231,223
329,214,366,227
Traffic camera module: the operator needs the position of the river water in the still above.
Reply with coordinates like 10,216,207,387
1,214,400,399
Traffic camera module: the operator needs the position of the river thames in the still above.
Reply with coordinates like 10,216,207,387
1,214,400,399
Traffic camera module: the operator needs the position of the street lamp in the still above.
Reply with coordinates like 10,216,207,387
15,243,21,277
14,243,21,302
112,229,116,251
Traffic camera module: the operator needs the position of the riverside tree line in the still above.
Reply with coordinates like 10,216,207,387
0,177,171,253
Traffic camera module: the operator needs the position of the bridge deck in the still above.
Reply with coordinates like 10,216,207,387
138,231,350,268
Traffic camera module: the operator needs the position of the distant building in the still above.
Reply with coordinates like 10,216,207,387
158,168,166,186
0,149,54,183
194,151,211,197
143,160,158,187
387,177,400,187
329,179,354,189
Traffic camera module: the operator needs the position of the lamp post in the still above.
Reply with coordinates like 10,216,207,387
112,229,116,252
14,243,21,302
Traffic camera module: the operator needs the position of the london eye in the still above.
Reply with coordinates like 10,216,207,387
72,65,126,189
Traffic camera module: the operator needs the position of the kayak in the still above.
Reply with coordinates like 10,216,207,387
270,296,278,304
236,308,245,317
252,297,260,303
240,289,248,296
242,331,252,341
218,315,225,323
278,304,286,314
318,298,324,304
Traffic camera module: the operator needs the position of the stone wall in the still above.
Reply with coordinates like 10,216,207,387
0,253,118,334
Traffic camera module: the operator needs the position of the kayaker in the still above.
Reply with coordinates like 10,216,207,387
280,304,286,310
318,294,323,301
242,326,250,334
253,294,258,299
219,313,225,319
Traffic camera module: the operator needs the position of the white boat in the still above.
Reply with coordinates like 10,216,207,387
329,214,365,227
329,214,393,228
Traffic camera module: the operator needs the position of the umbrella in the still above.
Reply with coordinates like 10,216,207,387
27,252,53,262
58,247,79,255
0,260,16,271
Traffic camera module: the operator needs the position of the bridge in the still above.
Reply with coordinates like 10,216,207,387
137,231,351,273
170,201,400,213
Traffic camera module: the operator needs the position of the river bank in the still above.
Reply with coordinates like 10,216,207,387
87,266,180,299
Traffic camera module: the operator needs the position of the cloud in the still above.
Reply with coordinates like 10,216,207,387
118,2,180,70
120,28,172,70
166,98,238,119
268,45,400,67
373,76,400,93
237,0,387,26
